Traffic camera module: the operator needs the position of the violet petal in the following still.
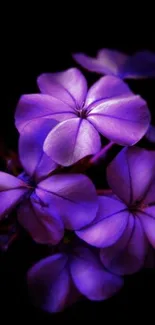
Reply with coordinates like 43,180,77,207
107,147,155,205
137,207,155,248
18,192,64,245
43,118,101,166
15,94,76,133
0,172,28,220
100,214,148,275
37,68,87,108
85,75,132,107
37,173,98,230
70,246,123,300
27,253,73,313
87,95,150,146
76,195,128,248
19,119,58,182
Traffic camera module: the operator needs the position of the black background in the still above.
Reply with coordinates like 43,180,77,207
0,9,155,322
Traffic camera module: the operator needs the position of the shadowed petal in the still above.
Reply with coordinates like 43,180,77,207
18,192,64,245
27,253,76,313
138,207,155,248
15,94,76,133
107,147,155,205
0,172,28,220
87,95,150,146
37,68,87,108
19,119,58,182
97,49,128,77
37,174,98,230
76,195,128,247
73,50,155,79
72,52,109,74
145,125,155,143
73,50,128,77
70,246,123,300
85,76,132,107
100,215,148,274
43,118,101,166
125,51,155,79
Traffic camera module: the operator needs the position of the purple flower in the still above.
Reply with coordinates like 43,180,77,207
15,68,150,166
0,119,98,244
73,49,155,79
76,147,155,274
27,243,123,313
145,125,155,143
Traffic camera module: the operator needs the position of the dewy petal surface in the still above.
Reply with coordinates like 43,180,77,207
43,118,101,166
0,172,28,220
107,147,155,205
70,246,123,300
87,95,150,146
76,195,128,248
37,68,88,108
18,192,64,245
85,76,132,107
19,119,58,182
27,253,73,313
100,214,148,275
15,94,76,132
37,174,98,230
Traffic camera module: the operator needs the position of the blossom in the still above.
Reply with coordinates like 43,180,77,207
27,242,123,313
15,68,150,166
76,147,155,274
0,119,98,244
73,49,155,79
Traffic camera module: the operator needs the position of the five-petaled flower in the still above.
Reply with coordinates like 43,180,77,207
76,147,155,275
27,242,123,313
15,68,150,166
0,119,98,244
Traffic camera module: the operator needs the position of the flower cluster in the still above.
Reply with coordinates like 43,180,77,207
0,49,155,313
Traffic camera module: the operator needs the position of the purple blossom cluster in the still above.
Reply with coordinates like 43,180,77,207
0,49,155,313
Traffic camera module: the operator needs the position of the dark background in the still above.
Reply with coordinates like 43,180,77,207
0,11,155,322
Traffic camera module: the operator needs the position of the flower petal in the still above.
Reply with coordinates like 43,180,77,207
27,253,75,313
107,147,155,205
87,95,150,146
97,49,128,77
100,214,148,275
73,50,128,77
70,246,123,300
19,119,58,182
18,191,64,245
0,172,28,220
145,125,155,143
15,94,76,133
43,118,101,166
37,68,87,108
37,173,98,230
85,76,132,107
125,51,155,79
137,206,155,248
76,195,128,247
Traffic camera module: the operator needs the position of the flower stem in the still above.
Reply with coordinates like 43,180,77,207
89,141,114,165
